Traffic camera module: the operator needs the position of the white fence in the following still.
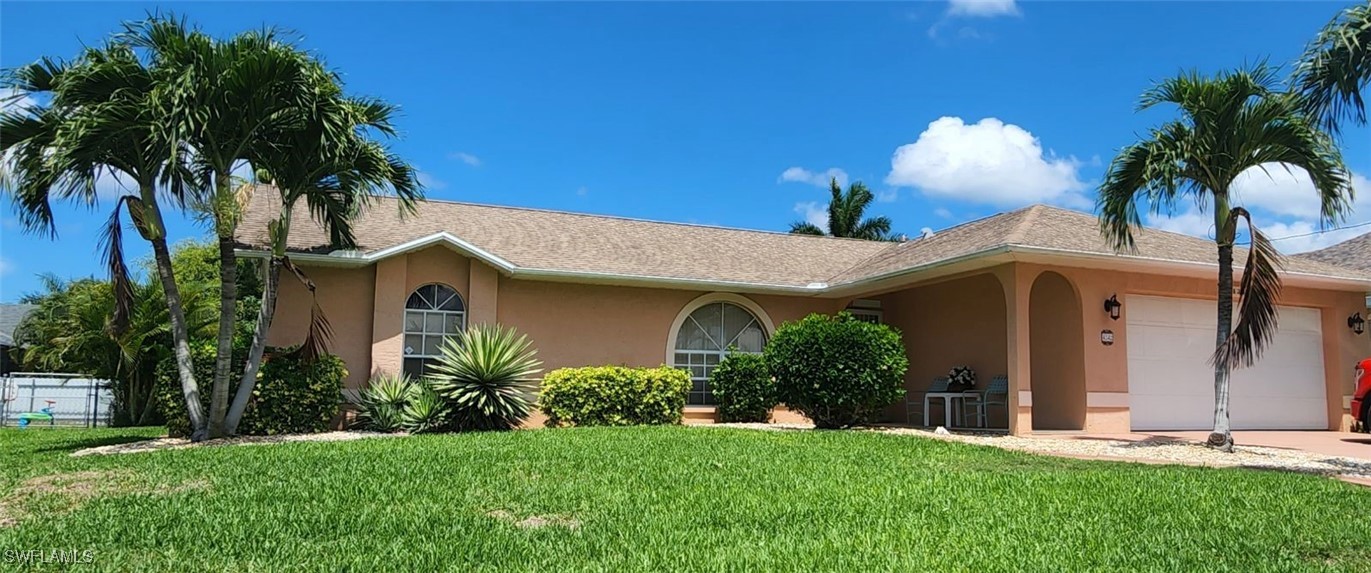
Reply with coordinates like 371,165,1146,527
0,373,113,428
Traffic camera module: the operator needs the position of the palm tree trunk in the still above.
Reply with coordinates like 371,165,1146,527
1209,240,1236,452
151,234,208,440
209,173,238,438
225,257,280,435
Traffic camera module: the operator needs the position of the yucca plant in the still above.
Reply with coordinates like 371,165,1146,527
356,372,415,432
428,324,542,431
401,381,450,434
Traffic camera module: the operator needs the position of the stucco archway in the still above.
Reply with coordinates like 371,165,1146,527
1029,271,1086,431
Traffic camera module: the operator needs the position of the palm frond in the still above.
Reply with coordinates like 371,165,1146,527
1294,2,1371,132
1211,207,1285,372
99,196,137,336
788,221,826,236
281,257,333,362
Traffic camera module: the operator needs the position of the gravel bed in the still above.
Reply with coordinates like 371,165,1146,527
71,431,406,457
710,423,1371,478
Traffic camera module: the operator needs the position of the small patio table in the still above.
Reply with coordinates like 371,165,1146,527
924,391,981,428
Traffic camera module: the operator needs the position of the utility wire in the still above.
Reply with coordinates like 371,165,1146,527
1269,219,1371,242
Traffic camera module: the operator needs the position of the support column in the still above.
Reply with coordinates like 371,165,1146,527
370,255,408,377
467,262,499,326
996,266,1033,435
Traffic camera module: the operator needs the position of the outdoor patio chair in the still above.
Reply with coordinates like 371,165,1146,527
907,377,951,426
962,375,1009,429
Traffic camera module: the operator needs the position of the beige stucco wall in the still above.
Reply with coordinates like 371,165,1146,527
1028,271,1086,431
268,244,1371,434
268,264,377,390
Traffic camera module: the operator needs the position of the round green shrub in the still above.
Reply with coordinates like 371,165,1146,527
539,366,690,427
709,353,776,423
764,313,907,429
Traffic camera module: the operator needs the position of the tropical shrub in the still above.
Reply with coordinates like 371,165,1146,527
539,366,690,427
765,313,908,429
157,343,343,437
356,372,416,432
427,324,542,431
236,349,345,435
709,352,776,423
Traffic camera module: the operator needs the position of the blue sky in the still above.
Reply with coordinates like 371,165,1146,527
1,1,1368,301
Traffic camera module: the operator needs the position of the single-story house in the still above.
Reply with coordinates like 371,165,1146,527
236,187,1371,434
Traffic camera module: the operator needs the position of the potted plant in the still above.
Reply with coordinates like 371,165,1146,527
948,366,976,392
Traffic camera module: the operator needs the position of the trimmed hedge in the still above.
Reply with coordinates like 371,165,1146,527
709,353,776,423
765,313,907,429
539,366,690,427
157,343,345,437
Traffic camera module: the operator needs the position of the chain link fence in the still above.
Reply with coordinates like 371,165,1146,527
0,373,112,427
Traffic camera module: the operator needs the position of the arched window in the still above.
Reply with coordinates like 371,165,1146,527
672,301,768,405
403,283,465,378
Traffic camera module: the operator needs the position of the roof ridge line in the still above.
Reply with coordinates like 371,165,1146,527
1004,205,1043,245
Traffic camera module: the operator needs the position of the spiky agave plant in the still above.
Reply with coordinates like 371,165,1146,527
356,372,415,432
428,324,542,431
400,381,450,434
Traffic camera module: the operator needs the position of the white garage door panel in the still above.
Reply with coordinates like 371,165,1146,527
1127,296,1327,431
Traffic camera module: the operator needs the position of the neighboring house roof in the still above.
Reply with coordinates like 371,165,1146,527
1297,231,1371,272
0,303,36,347
234,186,1371,294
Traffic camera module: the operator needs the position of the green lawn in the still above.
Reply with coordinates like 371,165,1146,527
1,426,1369,572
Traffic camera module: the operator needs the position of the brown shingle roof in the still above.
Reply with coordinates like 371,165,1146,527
235,187,891,289
235,188,1371,290
1297,232,1371,273
832,204,1370,284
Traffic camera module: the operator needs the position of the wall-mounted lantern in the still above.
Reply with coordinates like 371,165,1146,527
1104,294,1122,321
1350,313,1366,335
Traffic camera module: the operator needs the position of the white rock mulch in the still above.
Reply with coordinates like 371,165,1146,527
71,431,406,457
711,423,1371,478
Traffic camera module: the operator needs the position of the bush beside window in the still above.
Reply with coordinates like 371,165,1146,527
709,353,776,423
764,313,907,429
157,343,344,437
539,366,690,427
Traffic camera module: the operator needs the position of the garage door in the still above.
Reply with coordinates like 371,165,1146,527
1127,295,1327,430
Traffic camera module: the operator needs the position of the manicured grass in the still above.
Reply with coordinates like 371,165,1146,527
2,426,1370,572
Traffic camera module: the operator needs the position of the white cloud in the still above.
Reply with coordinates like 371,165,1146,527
947,0,1018,17
1146,169,1370,254
0,256,11,276
877,188,899,203
779,167,848,188
448,152,481,167
416,171,447,191
886,117,1086,208
933,207,953,219
793,201,828,232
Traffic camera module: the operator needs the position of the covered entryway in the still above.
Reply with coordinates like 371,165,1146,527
1029,272,1086,430
1126,295,1327,430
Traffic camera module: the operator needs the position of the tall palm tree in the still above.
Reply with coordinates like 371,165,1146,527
126,18,331,437
1097,65,1351,451
1294,1,1371,134
788,178,894,240
224,88,421,435
0,44,212,439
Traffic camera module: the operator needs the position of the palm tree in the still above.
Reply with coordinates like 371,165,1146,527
224,88,421,436
1294,1,1371,134
125,18,336,437
1097,65,1351,451
0,44,212,439
788,178,894,240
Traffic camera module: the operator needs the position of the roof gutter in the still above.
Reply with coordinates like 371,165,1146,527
237,236,1371,296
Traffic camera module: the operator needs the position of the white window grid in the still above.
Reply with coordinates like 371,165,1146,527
672,303,766,406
